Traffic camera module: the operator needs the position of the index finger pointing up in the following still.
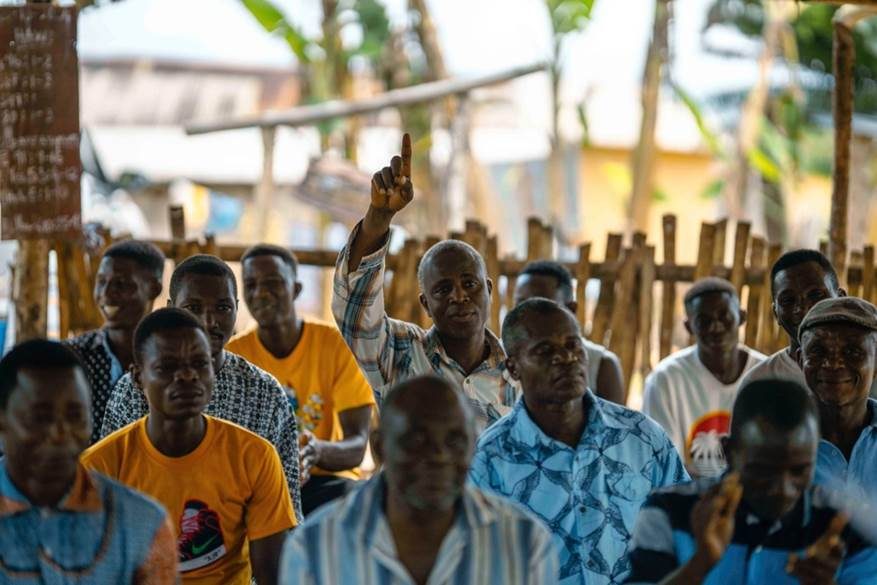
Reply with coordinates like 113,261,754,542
401,132,412,178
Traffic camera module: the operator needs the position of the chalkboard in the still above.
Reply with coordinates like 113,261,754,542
0,4,80,240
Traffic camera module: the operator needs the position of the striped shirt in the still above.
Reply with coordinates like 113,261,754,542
0,461,177,584
64,329,126,444
279,474,558,585
625,477,877,584
100,350,303,520
470,391,689,585
332,225,518,431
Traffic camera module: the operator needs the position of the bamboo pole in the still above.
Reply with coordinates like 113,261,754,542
575,243,592,331
660,214,677,359
848,250,864,298
864,245,875,303
694,222,717,281
639,245,657,380
255,126,276,240
13,239,49,342
486,235,501,334
713,219,728,267
591,233,623,345
730,221,751,294
829,7,877,286
745,237,767,348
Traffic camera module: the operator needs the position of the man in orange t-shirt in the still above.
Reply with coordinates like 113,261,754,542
83,308,296,585
228,244,375,515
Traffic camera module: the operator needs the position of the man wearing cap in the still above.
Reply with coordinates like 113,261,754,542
644,277,766,478
797,297,877,509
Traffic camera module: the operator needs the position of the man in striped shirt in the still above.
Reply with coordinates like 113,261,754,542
279,375,558,584
626,380,877,584
332,133,517,432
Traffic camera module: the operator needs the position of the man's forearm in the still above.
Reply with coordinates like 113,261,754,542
347,206,394,272
314,435,369,472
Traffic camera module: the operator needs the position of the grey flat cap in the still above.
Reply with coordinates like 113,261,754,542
798,297,877,341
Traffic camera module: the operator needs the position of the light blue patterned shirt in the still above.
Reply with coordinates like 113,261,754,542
279,474,558,585
469,391,689,585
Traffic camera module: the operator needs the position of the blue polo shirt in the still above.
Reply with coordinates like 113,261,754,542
815,398,877,499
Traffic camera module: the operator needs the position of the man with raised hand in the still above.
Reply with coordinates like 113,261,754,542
333,133,516,432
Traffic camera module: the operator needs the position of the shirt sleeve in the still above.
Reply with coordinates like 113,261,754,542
468,448,491,489
332,223,426,391
80,440,122,478
245,439,298,540
133,516,178,585
655,428,691,487
329,327,378,413
642,371,684,459
624,497,680,584
279,530,315,585
263,374,304,522
100,374,149,439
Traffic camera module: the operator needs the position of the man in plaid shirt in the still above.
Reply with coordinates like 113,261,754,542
333,133,518,432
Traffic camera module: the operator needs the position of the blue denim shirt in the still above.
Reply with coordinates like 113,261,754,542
0,460,173,584
469,391,689,585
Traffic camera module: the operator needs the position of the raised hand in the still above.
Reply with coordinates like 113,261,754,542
787,513,847,585
691,473,743,566
370,132,413,215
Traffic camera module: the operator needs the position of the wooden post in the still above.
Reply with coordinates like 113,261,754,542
13,240,49,342
759,244,782,352
256,126,277,240
694,222,717,281
609,244,642,392
591,233,623,345
659,214,677,359
829,7,877,287
745,237,767,348
526,217,546,261
730,221,751,294
639,245,657,380
575,243,592,331
169,205,187,265
486,235,501,334
863,245,875,304
712,219,728,268
848,250,864,298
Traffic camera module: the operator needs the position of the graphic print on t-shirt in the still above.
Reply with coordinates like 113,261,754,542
686,411,730,478
285,387,323,433
178,499,227,572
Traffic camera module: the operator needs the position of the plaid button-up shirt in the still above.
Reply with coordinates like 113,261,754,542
332,226,519,432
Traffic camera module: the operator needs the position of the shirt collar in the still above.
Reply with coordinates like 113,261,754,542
0,461,103,518
424,327,507,373
350,474,497,544
511,389,607,449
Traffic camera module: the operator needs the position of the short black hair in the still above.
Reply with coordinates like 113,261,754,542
502,297,579,356
241,244,299,275
417,240,486,291
770,249,840,299
0,339,87,410
730,379,819,439
519,260,574,303
133,308,208,365
684,277,739,314
102,240,166,280
169,254,238,302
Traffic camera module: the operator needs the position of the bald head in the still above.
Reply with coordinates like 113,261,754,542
382,375,475,433
377,375,475,512
417,240,486,291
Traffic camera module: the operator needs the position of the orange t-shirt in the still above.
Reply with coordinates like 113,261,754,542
81,415,297,585
227,319,376,479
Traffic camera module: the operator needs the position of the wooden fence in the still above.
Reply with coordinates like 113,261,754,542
47,206,877,401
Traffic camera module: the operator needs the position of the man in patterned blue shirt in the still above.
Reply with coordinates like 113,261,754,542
469,299,689,585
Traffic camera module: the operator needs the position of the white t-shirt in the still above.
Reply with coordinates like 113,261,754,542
643,345,766,478
741,346,877,400
583,338,607,392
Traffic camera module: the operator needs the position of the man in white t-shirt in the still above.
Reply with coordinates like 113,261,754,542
737,250,877,399
643,277,765,478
